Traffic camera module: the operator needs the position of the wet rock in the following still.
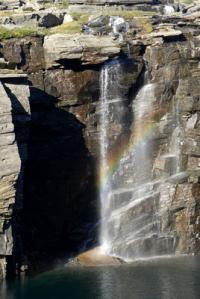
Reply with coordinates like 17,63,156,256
167,172,189,184
67,247,124,266
83,15,110,35
186,113,198,130
83,15,129,38
110,16,129,38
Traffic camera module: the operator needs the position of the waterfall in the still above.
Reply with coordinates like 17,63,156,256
100,59,127,253
99,60,180,260
100,63,110,253
163,5,175,15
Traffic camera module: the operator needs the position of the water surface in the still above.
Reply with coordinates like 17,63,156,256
1,256,200,299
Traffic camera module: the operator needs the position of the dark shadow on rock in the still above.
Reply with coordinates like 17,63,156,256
3,77,98,276
22,83,99,272
56,59,101,72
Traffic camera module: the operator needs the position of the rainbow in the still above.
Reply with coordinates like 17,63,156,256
99,108,165,189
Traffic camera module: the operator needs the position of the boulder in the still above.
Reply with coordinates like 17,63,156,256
67,247,124,266
83,15,110,35
38,12,64,28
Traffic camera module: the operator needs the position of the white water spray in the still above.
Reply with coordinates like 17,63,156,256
99,60,182,260
163,5,175,15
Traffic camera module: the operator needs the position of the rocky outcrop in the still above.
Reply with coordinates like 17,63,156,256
44,34,121,67
0,11,65,28
0,73,30,278
144,39,200,255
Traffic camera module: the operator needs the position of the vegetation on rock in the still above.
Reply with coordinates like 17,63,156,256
0,26,47,39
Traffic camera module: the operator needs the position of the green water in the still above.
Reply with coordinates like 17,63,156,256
1,256,200,299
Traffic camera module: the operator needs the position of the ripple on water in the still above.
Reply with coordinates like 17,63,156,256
0,256,200,299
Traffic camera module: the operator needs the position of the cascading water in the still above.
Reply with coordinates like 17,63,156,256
100,63,110,252
100,59,129,253
163,5,175,15
99,59,182,261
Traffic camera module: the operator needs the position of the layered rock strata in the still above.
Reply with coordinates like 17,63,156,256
0,73,30,278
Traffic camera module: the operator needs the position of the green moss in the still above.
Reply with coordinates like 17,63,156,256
70,12,90,23
179,0,194,3
50,22,81,34
50,13,90,34
61,0,69,9
138,18,153,33
0,26,47,40
0,68,24,74
0,10,18,17
42,0,69,9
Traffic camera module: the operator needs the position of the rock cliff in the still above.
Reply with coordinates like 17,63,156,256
0,2,200,277
0,74,30,278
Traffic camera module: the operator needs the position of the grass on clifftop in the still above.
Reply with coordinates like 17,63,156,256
179,0,194,3
50,10,154,34
50,22,82,34
50,13,90,34
0,9,154,38
0,26,47,40
42,0,69,9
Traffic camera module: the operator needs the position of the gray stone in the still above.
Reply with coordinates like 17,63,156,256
38,12,64,27
0,74,30,279
44,34,121,68
0,11,65,28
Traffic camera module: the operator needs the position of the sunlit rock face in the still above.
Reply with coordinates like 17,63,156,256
98,39,200,260
0,74,30,278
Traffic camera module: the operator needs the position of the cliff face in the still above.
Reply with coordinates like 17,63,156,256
145,40,200,254
107,36,200,258
0,6,200,277
0,74,30,278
